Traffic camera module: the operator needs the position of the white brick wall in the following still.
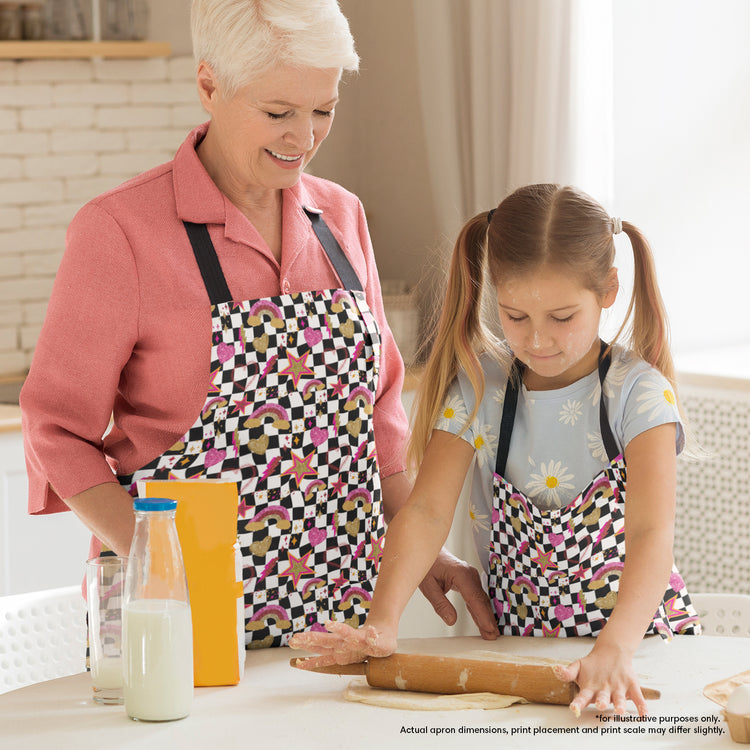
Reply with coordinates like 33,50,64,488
0,55,205,377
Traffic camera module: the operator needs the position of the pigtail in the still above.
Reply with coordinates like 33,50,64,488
615,222,701,456
406,212,495,471
617,222,676,385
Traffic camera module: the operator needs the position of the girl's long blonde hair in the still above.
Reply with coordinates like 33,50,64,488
408,183,683,470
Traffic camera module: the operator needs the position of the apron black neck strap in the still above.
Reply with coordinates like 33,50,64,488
183,221,232,305
303,208,363,292
182,210,364,305
598,343,620,462
494,340,619,478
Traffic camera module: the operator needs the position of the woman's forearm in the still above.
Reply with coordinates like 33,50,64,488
62,481,136,556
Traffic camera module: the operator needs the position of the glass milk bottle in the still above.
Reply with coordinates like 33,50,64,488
123,498,193,721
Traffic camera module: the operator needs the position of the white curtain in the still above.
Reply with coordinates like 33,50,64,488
413,0,615,243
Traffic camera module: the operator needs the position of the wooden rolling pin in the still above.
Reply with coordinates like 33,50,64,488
290,653,661,706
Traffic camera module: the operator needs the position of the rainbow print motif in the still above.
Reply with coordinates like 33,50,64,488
488,459,701,638
121,287,384,648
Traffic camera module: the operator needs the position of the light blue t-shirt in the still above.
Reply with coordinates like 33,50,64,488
434,343,684,573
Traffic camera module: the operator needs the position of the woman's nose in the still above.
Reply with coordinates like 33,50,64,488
285,118,314,151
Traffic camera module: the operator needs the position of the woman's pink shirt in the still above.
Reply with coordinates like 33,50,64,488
21,122,409,514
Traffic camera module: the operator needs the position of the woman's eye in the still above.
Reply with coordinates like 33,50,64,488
266,111,290,120
314,109,333,118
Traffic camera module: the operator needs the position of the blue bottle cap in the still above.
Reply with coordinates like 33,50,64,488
133,497,177,512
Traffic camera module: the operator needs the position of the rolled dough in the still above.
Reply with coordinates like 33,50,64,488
343,678,527,711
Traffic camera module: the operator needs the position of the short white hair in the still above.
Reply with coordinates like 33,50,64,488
191,0,359,96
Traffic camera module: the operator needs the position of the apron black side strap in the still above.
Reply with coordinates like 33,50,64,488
183,221,233,305
494,360,522,477
303,209,363,292
598,342,620,462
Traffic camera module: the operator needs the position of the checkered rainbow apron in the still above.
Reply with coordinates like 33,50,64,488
119,210,384,648
487,344,701,638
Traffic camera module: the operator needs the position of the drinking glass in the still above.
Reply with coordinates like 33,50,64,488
86,555,128,705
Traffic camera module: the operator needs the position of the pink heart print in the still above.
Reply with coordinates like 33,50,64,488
548,532,564,547
308,527,327,547
310,427,328,446
217,342,234,363
554,604,574,622
204,447,226,468
304,327,323,347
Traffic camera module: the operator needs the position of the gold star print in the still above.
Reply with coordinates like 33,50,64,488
279,551,314,587
281,450,318,487
280,351,314,389
531,546,558,576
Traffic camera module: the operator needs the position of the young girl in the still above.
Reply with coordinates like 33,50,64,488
290,184,700,716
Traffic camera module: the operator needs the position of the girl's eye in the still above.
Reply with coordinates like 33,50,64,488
505,315,526,323
552,315,574,323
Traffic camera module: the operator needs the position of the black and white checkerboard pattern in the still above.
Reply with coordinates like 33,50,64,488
122,289,385,648
488,460,700,638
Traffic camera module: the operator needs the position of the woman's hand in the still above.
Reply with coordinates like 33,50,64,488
419,548,499,640
288,620,397,669
554,641,647,717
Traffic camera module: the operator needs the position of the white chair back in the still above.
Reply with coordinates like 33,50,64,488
691,592,750,637
0,585,86,695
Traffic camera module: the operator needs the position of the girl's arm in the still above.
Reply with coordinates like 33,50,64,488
556,422,677,716
290,429,482,665
381,471,498,639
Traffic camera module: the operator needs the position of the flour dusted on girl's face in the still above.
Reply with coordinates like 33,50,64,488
495,264,618,392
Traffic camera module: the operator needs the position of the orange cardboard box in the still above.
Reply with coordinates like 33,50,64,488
138,479,244,686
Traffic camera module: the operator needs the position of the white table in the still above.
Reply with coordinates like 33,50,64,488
0,635,743,749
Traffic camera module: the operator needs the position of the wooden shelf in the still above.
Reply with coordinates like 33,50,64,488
0,40,171,59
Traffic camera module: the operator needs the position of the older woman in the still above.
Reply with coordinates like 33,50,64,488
21,0,496,648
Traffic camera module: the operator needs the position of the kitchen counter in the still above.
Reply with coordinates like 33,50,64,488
0,634,743,749
0,404,21,433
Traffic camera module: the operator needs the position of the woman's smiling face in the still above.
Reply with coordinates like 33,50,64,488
496,264,618,390
196,62,341,199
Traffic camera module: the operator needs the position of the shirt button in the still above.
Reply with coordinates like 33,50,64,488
282,278,291,293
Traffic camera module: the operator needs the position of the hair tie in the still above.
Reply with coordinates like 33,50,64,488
487,209,495,225
612,217,622,235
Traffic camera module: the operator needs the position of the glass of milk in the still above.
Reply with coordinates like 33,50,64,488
85,555,129,704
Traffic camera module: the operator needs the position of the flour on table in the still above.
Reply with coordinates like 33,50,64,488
343,678,527,711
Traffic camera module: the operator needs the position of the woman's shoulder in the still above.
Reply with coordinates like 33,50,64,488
79,160,176,224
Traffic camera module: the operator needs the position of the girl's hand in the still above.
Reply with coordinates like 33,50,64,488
553,642,647,717
288,620,397,669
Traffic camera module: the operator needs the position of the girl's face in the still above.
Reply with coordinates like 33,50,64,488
496,265,618,390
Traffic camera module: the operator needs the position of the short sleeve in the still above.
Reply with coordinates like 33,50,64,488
619,367,685,455
434,377,474,443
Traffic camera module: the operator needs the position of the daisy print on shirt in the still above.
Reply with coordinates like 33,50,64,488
636,379,678,422
473,424,498,468
559,398,583,426
440,395,468,424
525,458,575,505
